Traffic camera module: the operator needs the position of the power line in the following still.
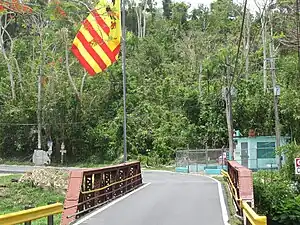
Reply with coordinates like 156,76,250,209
230,0,248,87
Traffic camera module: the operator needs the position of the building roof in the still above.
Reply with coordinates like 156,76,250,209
233,135,290,141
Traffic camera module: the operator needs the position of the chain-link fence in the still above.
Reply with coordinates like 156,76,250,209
175,148,229,173
175,147,279,173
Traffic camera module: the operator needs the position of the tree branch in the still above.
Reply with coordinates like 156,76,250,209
62,28,81,101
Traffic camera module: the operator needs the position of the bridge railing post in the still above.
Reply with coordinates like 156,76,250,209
24,205,33,225
47,202,54,225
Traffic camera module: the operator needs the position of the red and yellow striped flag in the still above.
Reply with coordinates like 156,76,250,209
71,0,121,75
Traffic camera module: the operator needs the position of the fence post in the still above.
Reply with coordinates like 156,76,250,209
24,206,33,225
47,202,54,225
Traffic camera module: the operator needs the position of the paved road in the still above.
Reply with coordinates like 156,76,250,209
76,171,228,225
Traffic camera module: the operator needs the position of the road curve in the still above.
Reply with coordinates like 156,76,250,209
76,170,228,225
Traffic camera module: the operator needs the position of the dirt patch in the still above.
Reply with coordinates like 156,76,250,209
19,168,69,194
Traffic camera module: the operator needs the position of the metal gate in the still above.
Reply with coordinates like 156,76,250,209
175,148,228,173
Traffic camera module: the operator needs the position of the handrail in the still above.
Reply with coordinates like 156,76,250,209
62,161,143,225
221,169,267,225
0,203,63,225
81,173,142,194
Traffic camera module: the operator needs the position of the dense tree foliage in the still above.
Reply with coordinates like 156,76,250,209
0,0,299,165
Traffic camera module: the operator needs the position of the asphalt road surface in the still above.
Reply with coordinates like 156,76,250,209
76,170,228,225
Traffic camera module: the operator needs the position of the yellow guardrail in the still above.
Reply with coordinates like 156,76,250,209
242,201,267,225
221,170,242,208
221,169,267,225
0,203,63,225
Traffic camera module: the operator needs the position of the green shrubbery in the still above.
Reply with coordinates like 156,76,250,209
253,142,300,225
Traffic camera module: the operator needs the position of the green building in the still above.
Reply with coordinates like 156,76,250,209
233,135,290,170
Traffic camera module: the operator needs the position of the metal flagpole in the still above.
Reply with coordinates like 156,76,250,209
121,0,127,163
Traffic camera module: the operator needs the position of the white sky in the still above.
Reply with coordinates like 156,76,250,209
156,0,263,13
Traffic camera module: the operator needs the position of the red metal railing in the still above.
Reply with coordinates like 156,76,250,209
61,161,142,225
227,161,254,211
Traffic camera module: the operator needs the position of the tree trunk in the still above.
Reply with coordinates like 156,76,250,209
13,57,24,93
142,0,147,38
199,63,202,97
63,28,80,101
135,7,141,37
262,9,268,93
0,37,16,99
143,10,146,37
80,72,87,96
0,15,16,99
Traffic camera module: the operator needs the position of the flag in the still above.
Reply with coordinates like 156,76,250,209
71,0,121,76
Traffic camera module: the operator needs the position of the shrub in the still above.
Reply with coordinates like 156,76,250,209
253,170,300,225
279,142,300,193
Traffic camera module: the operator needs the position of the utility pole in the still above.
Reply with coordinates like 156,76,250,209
262,8,268,93
269,11,281,169
37,26,44,151
37,64,42,150
33,19,45,166
244,9,250,79
121,0,127,163
225,55,234,160
223,16,235,161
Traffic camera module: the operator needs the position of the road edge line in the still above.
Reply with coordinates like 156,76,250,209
142,169,203,176
205,176,230,225
72,182,152,225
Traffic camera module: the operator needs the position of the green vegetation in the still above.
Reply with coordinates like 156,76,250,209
0,0,299,166
0,174,65,225
253,142,300,225
1,0,300,221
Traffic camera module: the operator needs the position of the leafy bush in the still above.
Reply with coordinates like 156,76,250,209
253,170,300,225
279,142,300,193
138,151,163,167
271,196,300,225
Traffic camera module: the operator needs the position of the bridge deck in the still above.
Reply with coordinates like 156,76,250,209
74,171,228,225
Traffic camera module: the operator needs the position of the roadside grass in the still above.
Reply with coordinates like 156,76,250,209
0,158,176,172
0,174,65,225
0,159,33,165
213,176,242,225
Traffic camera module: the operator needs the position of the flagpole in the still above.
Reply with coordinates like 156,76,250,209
121,0,127,163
